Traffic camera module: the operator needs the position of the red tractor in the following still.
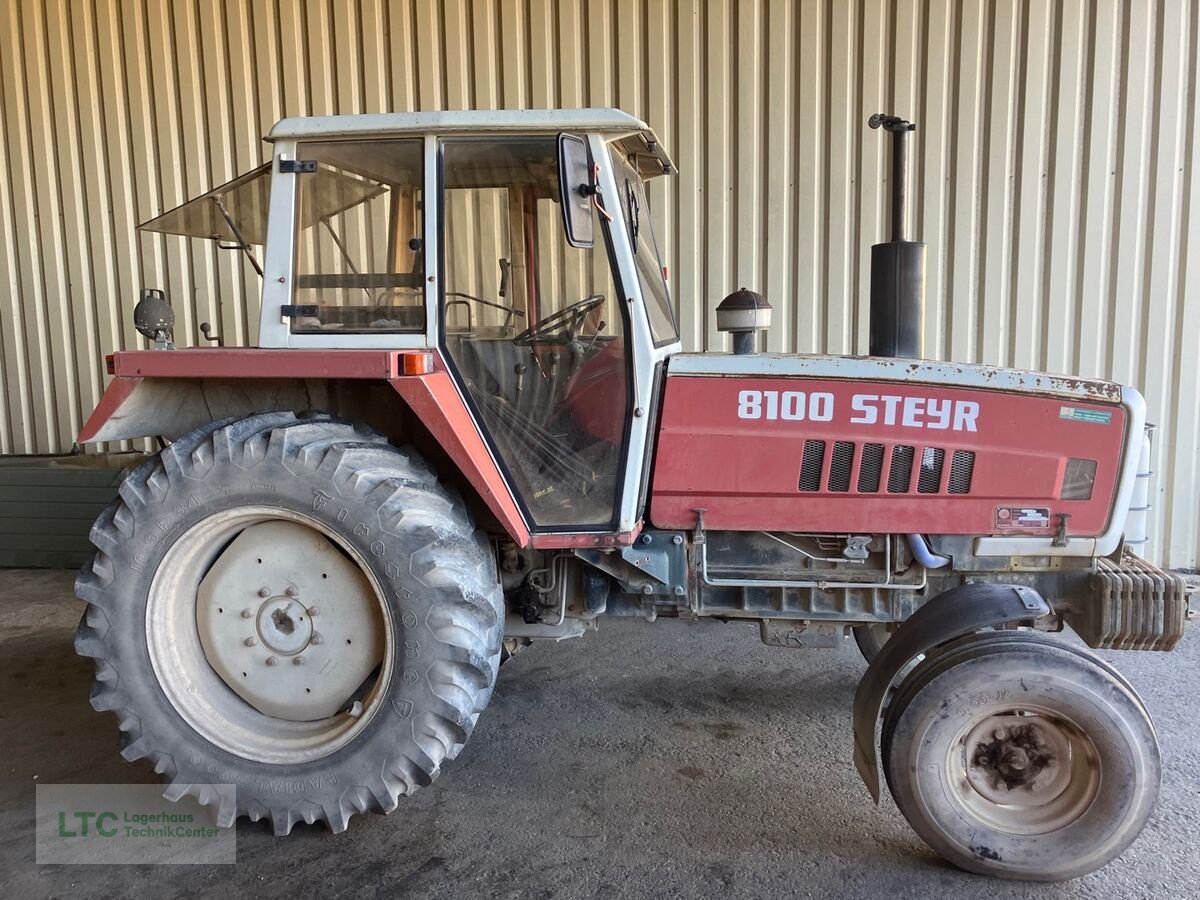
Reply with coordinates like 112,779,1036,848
75,109,1189,880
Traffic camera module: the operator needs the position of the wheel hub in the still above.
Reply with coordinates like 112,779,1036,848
970,721,1058,791
195,520,385,722
256,597,314,655
954,709,1100,834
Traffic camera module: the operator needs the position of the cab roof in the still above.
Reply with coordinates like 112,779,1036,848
268,108,675,175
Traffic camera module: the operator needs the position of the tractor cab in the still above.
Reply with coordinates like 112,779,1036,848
140,110,678,533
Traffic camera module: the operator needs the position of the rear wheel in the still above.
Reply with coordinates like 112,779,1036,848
881,632,1159,880
75,412,503,834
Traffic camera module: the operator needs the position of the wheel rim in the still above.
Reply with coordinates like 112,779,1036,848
146,507,393,765
948,705,1101,835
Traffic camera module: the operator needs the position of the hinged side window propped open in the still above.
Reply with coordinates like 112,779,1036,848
138,162,388,247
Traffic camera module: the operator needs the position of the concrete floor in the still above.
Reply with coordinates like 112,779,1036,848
2,568,1198,899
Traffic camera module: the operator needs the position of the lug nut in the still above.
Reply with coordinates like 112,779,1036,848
293,655,306,666
672,535,683,545
674,585,686,596
642,585,653,595
641,534,652,544
258,587,271,598
308,606,319,616
241,608,253,619
265,656,278,667
993,728,1008,741
311,633,323,645
285,587,298,598
244,637,257,647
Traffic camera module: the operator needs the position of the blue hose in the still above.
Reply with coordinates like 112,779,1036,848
907,533,950,568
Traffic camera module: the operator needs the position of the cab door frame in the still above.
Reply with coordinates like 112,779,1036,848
432,132,665,545
588,133,678,540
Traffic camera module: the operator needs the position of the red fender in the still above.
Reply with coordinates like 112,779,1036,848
79,348,530,547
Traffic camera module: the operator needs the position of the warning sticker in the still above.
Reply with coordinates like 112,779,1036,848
1059,406,1113,425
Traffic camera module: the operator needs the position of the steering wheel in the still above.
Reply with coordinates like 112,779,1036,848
513,294,605,345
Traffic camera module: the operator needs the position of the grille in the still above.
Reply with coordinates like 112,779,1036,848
828,441,855,492
796,440,974,496
948,450,975,494
887,445,915,493
857,443,885,492
798,440,825,491
917,447,945,493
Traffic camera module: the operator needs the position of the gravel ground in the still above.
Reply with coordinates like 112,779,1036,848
2,568,1197,899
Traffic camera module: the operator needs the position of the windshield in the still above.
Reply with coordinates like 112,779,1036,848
609,148,678,346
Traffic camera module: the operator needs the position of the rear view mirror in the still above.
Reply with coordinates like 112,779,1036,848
557,133,594,249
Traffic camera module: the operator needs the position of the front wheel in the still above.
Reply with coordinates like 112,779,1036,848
852,624,891,662
75,412,504,835
881,632,1159,881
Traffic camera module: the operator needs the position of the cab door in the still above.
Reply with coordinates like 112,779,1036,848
438,136,633,532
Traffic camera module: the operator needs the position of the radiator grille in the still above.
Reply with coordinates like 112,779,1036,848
948,450,975,494
857,443,885,492
796,440,975,496
828,441,855,492
798,440,825,491
887,445,915,493
917,447,945,493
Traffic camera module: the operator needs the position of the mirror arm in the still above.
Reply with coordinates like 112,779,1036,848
590,164,613,222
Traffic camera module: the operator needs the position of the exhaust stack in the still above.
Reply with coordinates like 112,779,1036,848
868,114,925,359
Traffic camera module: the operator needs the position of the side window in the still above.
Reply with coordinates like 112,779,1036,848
441,137,630,528
611,150,679,347
291,139,424,333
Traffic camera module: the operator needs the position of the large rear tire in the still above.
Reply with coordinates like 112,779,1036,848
75,412,503,834
881,632,1159,880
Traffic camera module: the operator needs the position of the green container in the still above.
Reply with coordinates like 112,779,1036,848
0,453,146,569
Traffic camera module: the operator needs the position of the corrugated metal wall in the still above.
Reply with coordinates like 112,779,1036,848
1,0,1197,568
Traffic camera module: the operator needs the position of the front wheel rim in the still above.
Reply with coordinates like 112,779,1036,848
948,705,1102,835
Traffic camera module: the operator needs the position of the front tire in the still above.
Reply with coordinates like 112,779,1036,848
75,412,503,834
852,624,891,662
881,632,1159,881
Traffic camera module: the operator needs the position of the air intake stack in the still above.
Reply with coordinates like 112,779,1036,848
868,114,925,358
716,287,772,355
